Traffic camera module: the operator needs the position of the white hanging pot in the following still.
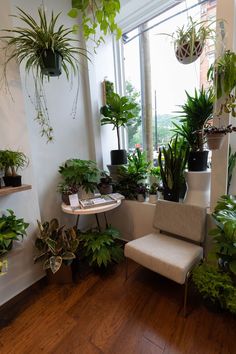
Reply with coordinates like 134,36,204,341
205,133,226,150
175,40,204,64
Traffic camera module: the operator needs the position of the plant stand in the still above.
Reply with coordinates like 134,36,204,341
184,170,211,207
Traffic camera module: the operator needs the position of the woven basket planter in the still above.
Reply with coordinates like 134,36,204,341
175,40,204,64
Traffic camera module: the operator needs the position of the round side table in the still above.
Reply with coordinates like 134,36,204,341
184,169,211,207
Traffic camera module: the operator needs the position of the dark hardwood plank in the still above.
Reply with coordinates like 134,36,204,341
0,261,236,354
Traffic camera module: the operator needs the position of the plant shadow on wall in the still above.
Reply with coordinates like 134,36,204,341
0,7,89,142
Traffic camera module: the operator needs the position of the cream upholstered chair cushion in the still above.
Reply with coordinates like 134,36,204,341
124,200,206,285
124,232,203,284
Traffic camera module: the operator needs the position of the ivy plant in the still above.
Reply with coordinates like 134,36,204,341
68,0,122,49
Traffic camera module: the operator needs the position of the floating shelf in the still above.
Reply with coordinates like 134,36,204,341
0,184,32,196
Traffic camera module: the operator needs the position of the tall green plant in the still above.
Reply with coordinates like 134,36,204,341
100,92,138,150
68,0,122,49
158,136,189,201
173,87,214,151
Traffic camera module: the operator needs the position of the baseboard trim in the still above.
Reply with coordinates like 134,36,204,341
0,276,47,329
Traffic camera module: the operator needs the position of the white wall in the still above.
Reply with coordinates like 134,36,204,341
0,1,43,305
0,0,95,305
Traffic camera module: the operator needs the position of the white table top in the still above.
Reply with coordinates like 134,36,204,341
61,199,121,215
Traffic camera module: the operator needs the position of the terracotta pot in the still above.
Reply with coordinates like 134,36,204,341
149,194,157,204
206,133,225,150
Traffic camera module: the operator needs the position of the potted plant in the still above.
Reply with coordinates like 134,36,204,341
163,17,216,65
0,209,29,256
205,50,236,149
136,183,149,202
100,92,138,165
68,0,122,50
149,183,158,204
57,182,79,205
98,171,113,195
79,227,123,271
173,87,214,170
1,7,89,142
116,149,150,200
158,136,189,202
0,150,29,187
58,159,100,199
34,218,79,283
192,262,236,313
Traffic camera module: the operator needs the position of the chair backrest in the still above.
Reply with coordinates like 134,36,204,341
153,200,207,243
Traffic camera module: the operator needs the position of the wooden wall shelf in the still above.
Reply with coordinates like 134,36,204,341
0,184,32,196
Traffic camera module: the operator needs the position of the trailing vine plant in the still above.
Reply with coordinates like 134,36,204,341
68,0,122,50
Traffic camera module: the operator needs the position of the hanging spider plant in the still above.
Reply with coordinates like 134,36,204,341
1,7,89,142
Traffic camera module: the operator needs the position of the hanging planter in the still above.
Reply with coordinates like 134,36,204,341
162,17,216,65
175,40,204,64
1,7,89,142
40,49,63,77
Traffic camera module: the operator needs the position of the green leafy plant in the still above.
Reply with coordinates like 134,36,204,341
158,136,189,201
100,92,138,150
79,227,123,268
192,263,236,313
162,17,216,64
0,150,28,177
1,7,89,141
34,218,79,274
149,183,158,195
173,87,214,151
58,159,100,193
209,195,236,275
117,149,150,200
0,259,8,276
0,209,29,256
68,0,122,49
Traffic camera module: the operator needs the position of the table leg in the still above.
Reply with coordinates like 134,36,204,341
75,215,80,230
95,214,101,231
104,212,108,228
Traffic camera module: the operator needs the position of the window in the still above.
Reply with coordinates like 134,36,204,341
122,0,216,160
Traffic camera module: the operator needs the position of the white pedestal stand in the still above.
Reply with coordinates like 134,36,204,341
184,170,211,207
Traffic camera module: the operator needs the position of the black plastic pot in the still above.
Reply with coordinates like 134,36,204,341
188,151,209,171
40,49,62,77
3,176,12,187
110,149,127,165
11,175,22,187
163,188,179,202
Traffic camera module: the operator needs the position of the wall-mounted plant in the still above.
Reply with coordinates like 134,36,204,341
68,0,122,50
1,7,89,142
161,16,216,64
34,218,79,274
0,149,29,187
0,209,29,257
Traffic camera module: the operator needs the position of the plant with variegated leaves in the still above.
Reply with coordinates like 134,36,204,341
34,218,79,274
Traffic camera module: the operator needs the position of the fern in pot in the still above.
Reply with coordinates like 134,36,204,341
1,7,89,142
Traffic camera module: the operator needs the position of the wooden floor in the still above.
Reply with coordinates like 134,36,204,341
0,261,236,354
